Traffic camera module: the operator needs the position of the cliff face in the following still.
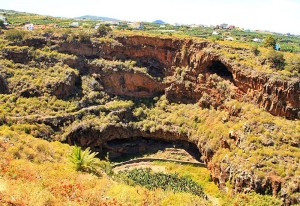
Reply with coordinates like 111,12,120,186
88,63,166,98
57,35,299,119
0,74,9,94
63,122,298,205
3,35,298,118
2,34,299,204
48,70,78,99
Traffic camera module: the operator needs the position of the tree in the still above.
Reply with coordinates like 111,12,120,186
0,20,4,28
263,35,276,48
96,24,112,37
267,50,285,70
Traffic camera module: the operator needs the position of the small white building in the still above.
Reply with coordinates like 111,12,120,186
172,23,182,27
70,22,79,27
212,31,219,35
0,15,6,22
94,23,101,29
0,15,8,25
128,22,144,29
189,24,201,28
225,36,234,41
252,38,263,42
106,21,120,25
219,23,228,29
24,23,34,31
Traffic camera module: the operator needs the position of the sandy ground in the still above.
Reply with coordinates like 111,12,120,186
113,161,166,173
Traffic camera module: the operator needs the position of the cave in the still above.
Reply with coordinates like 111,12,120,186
99,137,201,163
65,126,203,164
135,58,166,78
206,61,234,81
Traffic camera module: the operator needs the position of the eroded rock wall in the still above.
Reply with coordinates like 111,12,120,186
0,74,9,94
57,35,300,119
2,35,298,118
64,123,298,205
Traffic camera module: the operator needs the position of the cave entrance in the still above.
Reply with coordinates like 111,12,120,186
99,137,201,163
135,58,166,78
207,61,234,82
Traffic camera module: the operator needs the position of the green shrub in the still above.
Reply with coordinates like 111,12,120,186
5,29,27,41
0,20,4,28
263,35,276,48
251,45,260,56
96,24,112,37
267,50,285,70
69,145,101,174
225,192,282,206
285,55,300,74
78,32,90,43
120,168,206,198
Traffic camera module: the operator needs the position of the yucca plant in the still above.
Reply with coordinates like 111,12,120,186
69,145,101,174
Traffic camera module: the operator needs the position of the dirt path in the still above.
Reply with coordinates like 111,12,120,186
113,161,166,173
112,157,205,173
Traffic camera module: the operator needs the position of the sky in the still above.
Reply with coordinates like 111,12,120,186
1,0,300,34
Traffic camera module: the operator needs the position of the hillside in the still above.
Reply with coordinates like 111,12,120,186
0,11,299,206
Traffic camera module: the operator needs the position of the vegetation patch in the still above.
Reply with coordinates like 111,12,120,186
119,168,207,199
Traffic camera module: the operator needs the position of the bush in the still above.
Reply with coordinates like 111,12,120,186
0,20,4,28
251,45,260,56
78,32,90,43
120,168,207,199
266,50,285,70
69,145,101,174
96,24,112,37
199,93,211,108
285,55,300,74
5,29,27,41
263,35,276,48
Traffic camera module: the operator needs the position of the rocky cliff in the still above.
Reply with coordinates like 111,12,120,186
2,35,298,118
64,120,299,205
0,74,9,94
1,33,299,205
57,35,299,119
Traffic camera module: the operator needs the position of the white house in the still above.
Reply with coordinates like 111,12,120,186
107,21,120,25
252,38,263,42
225,36,234,41
189,24,200,28
219,23,228,29
0,15,6,22
70,22,79,27
0,15,8,25
212,31,219,35
94,23,101,29
128,22,144,29
24,23,34,31
172,23,182,27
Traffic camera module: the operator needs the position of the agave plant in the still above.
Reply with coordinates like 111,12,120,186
69,145,101,174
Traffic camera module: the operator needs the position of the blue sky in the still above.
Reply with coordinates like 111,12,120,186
1,0,300,34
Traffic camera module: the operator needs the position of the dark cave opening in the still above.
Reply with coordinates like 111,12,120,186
207,61,234,81
135,58,166,78
97,137,202,163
